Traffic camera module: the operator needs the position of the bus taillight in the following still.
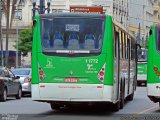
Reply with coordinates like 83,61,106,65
38,67,46,81
39,71,44,75
97,64,106,82
99,71,104,76
154,67,158,71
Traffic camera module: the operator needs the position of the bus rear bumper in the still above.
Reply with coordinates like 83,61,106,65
147,83,160,102
31,83,114,103
148,96,160,103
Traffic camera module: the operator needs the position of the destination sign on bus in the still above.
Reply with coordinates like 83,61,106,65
70,6,103,14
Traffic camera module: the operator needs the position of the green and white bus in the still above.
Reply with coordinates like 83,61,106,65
147,24,160,105
32,13,138,111
137,48,148,86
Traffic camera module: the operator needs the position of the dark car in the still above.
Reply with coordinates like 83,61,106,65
0,69,22,102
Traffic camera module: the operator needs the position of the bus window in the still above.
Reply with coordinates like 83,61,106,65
41,17,103,53
123,33,126,59
125,35,128,59
156,25,160,51
114,31,119,58
137,48,148,61
127,37,131,60
121,31,123,59
131,39,135,60
119,30,122,59
41,19,53,48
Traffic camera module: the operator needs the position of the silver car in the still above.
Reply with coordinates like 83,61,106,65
11,68,31,96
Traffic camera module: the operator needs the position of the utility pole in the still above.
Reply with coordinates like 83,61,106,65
5,0,10,67
16,6,19,68
40,0,45,14
138,23,141,45
0,0,4,67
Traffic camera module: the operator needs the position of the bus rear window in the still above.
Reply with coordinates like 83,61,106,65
156,25,160,51
41,17,104,53
138,48,148,61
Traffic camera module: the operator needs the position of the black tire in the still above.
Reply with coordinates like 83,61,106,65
120,85,125,109
137,81,141,86
126,78,135,101
134,76,137,90
112,101,120,112
50,103,61,110
15,88,22,99
0,88,7,102
126,92,134,101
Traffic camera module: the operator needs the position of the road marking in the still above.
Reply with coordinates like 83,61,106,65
135,105,159,115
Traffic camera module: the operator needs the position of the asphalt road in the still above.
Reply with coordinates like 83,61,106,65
0,87,159,120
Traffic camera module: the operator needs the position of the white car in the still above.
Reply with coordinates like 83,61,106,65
11,68,31,96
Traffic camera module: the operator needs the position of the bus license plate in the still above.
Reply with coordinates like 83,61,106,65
65,78,78,82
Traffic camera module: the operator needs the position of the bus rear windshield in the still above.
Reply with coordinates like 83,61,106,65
156,25,160,51
138,48,148,61
41,17,104,54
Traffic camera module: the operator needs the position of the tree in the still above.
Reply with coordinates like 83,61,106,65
1,0,26,66
15,29,32,56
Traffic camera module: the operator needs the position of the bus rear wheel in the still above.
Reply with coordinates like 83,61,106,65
112,101,120,112
127,92,134,101
120,85,125,109
50,103,61,110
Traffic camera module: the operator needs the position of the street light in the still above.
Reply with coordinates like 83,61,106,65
0,0,4,67
46,0,51,13
16,7,19,68
32,0,38,20
14,4,22,68
32,0,51,19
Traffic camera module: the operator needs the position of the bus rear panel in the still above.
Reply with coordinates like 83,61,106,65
32,13,137,111
137,48,148,86
147,24,160,103
32,13,114,102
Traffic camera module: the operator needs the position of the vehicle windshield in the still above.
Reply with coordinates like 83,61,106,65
11,69,30,76
41,15,104,54
138,48,148,61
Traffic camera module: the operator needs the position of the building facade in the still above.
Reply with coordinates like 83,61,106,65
153,0,160,24
1,0,130,66
128,0,154,46
8,0,160,66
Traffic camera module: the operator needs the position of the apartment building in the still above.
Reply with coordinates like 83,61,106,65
153,0,160,24
128,0,154,46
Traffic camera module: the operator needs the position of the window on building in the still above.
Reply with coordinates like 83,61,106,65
14,9,22,20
